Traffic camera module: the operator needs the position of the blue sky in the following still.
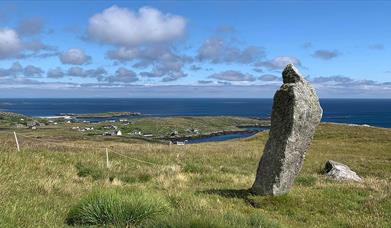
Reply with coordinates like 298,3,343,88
0,0,390,98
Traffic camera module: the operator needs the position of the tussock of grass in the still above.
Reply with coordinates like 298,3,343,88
66,189,168,226
144,210,280,228
75,162,104,180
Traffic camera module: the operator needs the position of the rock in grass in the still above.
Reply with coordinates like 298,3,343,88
324,160,362,182
251,64,323,196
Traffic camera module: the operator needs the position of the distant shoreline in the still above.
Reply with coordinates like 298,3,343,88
1,98,390,128
57,112,142,118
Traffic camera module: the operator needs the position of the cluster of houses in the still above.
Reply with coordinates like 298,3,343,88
128,130,153,137
102,125,122,136
71,126,94,132
119,119,131,125
15,120,47,130
14,116,196,146
102,130,122,136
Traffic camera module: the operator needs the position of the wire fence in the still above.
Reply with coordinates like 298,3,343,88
7,131,162,167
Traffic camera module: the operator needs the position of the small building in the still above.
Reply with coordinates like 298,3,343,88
176,141,185,145
128,131,142,136
104,130,122,136
188,128,199,134
15,124,26,128
27,121,39,128
63,115,72,120
80,127,94,132
104,125,118,130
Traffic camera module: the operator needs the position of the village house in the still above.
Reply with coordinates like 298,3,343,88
15,124,25,128
27,121,45,128
103,130,122,136
128,131,142,136
103,125,118,130
79,127,94,132
187,128,199,134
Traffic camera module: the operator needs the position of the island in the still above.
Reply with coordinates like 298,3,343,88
58,111,142,118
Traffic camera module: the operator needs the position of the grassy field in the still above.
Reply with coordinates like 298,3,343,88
118,116,269,137
0,122,390,227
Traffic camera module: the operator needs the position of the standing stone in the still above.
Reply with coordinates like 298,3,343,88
251,64,322,195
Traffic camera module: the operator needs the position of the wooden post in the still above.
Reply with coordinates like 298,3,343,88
14,131,20,152
105,148,110,168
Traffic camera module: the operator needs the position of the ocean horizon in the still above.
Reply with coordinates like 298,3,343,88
1,98,390,128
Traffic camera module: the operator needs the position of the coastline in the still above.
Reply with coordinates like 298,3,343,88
162,127,269,142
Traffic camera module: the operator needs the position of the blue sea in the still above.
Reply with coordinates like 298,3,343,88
0,98,390,128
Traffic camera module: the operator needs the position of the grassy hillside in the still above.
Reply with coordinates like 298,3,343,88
0,123,390,227
118,116,269,137
0,115,269,142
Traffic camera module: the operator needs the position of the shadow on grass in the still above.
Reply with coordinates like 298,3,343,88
200,189,262,208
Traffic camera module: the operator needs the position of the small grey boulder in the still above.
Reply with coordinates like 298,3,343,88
324,160,362,182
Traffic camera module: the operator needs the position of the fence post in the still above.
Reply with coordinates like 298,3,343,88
106,148,110,168
14,131,20,152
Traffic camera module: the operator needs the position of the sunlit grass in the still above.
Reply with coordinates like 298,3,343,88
0,123,390,227
66,189,168,226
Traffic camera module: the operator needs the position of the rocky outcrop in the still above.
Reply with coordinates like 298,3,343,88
251,64,323,196
324,160,362,182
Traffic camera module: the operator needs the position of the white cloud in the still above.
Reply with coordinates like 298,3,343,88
0,28,57,59
0,62,43,78
17,17,44,36
60,48,91,65
106,47,140,60
197,37,265,64
255,56,301,70
312,49,340,60
259,74,279,81
0,28,23,59
109,45,190,82
209,70,256,82
47,67,64,78
67,66,107,80
24,65,44,77
88,5,186,46
106,67,138,83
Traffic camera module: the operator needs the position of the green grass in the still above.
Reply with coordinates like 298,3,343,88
66,189,168,226
0,122,390,227
0,112,32,127
75,162,104,180
117,116,269,137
